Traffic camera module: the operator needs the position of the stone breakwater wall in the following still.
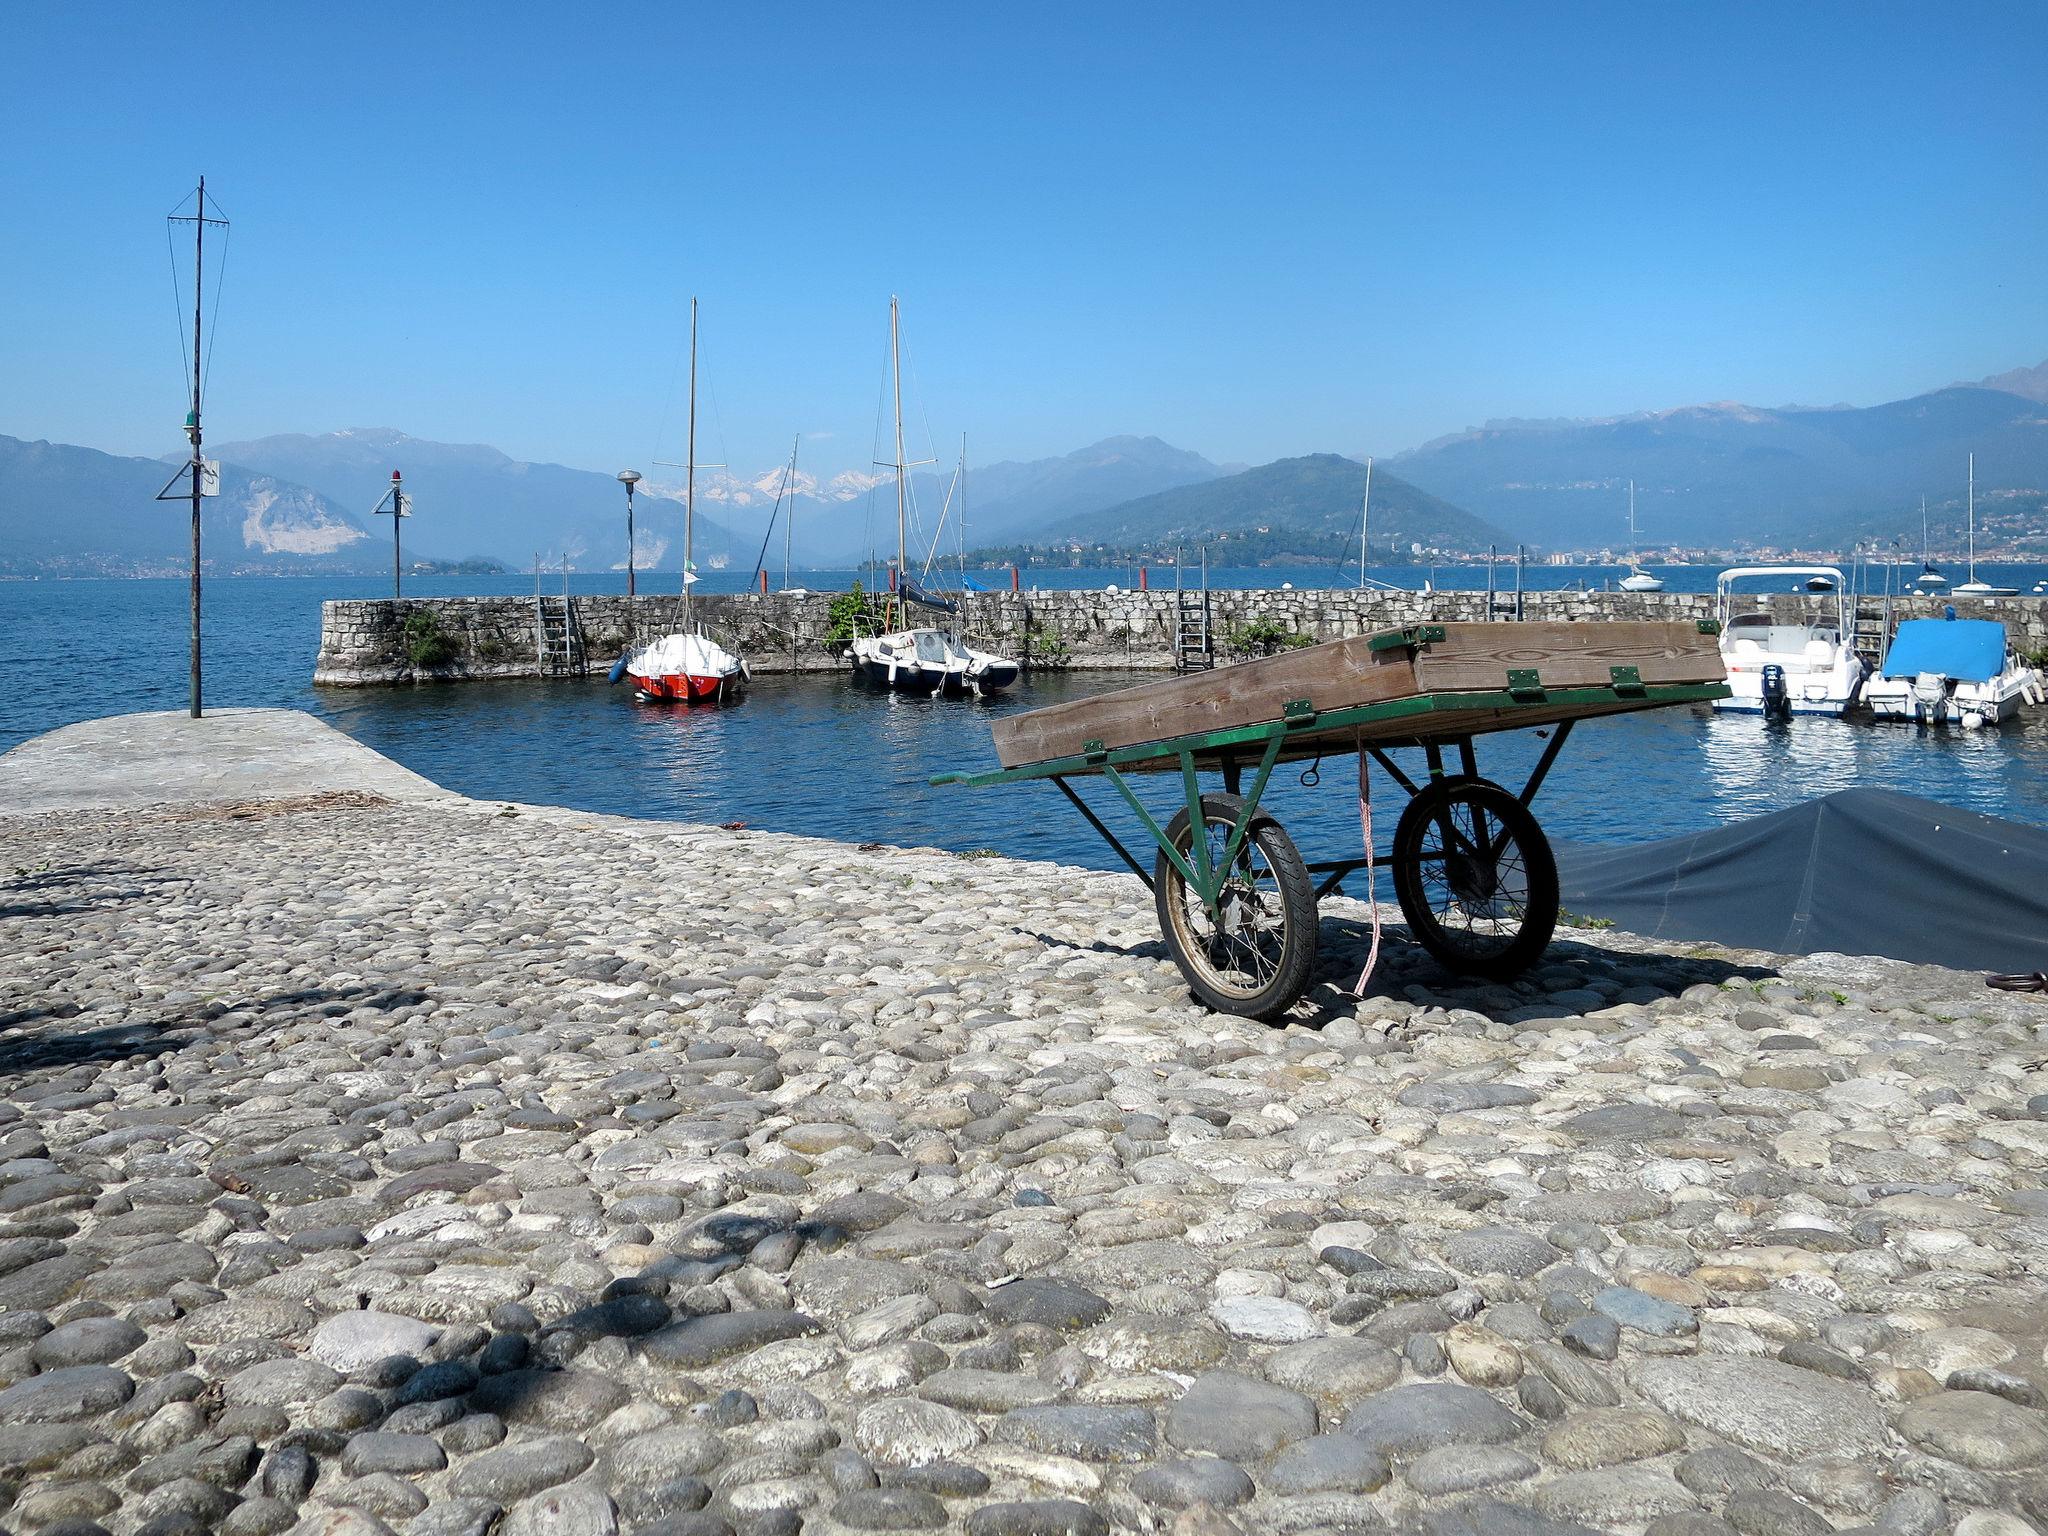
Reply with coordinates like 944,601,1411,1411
313,588,2048,685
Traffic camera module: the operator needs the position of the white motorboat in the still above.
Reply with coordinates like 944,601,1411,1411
1863,616,2042,727
1618,480,1664,591
1712,565,1867,718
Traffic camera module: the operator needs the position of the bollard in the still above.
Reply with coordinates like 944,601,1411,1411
759,568,768,596
1139,566,1148,591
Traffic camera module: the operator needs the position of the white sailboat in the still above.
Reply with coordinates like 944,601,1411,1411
617,298,748,705
1619,480,1664,592
848,298,1018,697
1913,496,1948,591
1951,453,2017,597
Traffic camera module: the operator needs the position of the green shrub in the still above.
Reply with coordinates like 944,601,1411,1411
1226,618,1314,657
402,609,457,669
824,582,888,645
1026,624,1072,668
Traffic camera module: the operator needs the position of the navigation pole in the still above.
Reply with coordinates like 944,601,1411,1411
158,178,229,718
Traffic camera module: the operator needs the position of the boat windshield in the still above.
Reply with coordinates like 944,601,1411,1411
912,631,953,666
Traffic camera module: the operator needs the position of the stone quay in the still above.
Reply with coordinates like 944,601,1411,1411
1,709,2044,1536
313,587,2048,686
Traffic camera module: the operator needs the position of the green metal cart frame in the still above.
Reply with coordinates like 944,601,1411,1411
933,626,1728,1019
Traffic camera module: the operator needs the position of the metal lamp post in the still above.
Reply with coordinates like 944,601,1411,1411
617,469,642,641
372,469,409,598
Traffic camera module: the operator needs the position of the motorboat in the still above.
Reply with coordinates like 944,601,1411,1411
622,629,748,703
1712,565,1867,718
1863,616,2042,728
1619,480,1665,591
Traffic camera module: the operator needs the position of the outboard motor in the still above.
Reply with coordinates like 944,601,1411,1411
1760,663,1791,720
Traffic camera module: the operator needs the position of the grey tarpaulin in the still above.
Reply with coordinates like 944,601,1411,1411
1553,788,2048,972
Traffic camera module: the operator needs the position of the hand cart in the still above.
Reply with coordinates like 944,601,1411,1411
933,621,1728,1019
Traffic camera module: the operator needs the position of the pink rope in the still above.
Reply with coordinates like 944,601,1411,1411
1352,745,1382,997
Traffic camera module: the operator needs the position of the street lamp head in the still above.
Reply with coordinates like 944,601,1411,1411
617,469,642,487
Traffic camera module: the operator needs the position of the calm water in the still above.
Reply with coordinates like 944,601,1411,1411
6,572,2048,873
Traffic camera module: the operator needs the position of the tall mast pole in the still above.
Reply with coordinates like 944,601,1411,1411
1957,454,1974,585
1359,456,1373,589
891,296,907,629
685,296,697,626
785,434,799,592
188,177,206,718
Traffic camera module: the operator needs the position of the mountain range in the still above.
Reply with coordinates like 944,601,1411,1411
1021,454,1511,562
4,359,2044,574
0,435,374,577
1387,372,2048,552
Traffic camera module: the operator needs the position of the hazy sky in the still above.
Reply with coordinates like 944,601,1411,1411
5,2,2044,479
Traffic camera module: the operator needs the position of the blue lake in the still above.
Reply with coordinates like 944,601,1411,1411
6,571,2048,874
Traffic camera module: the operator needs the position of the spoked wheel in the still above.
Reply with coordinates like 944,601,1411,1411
1154,792,1317,1021
1391,777,1558,980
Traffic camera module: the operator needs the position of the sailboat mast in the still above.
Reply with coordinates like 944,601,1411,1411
684,297,698,625
784,435,799,591
188,176,205,718
891,296,908,629
1967,452,1976,581
1358,457,1373,589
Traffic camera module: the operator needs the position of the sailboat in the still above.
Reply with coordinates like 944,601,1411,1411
1951,454,2016,597
848,298,1019,697
618,298,749,704
1913,496,1948,591
751,436,812,596
1619,480,1664,592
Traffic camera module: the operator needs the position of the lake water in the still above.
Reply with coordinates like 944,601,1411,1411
6,571,2048,874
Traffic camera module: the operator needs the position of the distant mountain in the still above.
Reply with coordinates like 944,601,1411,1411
934,436,1223,546
206,428,748,574
206,428,1223,572
1017,453,1512,562
1390,385,2048,550
0,434,378,576
1971,358,2048,404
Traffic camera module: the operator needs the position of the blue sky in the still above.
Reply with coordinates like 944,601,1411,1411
4,2,2044,480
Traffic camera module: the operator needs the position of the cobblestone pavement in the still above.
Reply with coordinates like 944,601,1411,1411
2,787,2045,1536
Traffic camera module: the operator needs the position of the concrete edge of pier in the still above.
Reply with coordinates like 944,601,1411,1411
0,708,457,818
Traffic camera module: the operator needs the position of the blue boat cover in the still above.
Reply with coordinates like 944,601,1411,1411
1555,788,2048,971
1880,617,2006,682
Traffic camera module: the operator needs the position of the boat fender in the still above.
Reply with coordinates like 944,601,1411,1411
608,654,630,685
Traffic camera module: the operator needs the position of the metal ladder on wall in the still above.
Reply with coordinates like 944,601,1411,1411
1848,553,1895,672
1174,547,1215,672
532,557,584,677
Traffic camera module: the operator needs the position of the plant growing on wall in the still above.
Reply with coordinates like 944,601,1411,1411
1225,618,1314,657
402,609,458,669
823,583,887,646
1026,622,1072,669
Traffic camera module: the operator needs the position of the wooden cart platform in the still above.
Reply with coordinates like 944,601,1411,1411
935,621,1728,1020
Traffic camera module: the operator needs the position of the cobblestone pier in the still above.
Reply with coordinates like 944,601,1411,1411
1,711,2045,1536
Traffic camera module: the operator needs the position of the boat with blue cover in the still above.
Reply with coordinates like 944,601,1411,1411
1864,614,2041,727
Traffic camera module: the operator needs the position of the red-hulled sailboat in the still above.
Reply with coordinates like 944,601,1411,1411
615,297,749,705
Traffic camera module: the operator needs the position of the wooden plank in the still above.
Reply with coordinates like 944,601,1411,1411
992,630,1420,768
1416,621,1724,693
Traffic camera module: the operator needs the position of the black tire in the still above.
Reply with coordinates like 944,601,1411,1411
1391,776,1558,980
1154,792,1318,1021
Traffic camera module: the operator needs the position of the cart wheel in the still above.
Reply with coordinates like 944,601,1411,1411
1391,777,1558,980
1154,792,1318,1021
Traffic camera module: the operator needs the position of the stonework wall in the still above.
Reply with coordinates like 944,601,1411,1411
313,587,2048,686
